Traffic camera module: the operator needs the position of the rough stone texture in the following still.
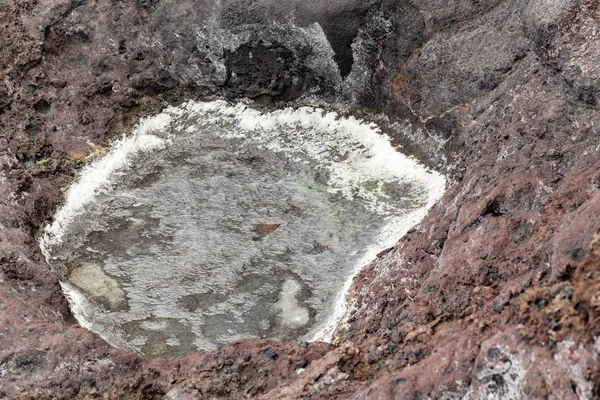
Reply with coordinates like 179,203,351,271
1,0,600,398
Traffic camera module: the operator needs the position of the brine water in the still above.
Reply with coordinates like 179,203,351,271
40,100,445,356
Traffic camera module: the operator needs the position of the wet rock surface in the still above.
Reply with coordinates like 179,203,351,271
1,0,600,398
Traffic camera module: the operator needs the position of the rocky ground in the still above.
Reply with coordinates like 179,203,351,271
1,0,600,398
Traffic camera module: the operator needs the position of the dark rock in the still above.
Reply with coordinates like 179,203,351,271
577,85,597,107
572,247,587,262
33,99,51,114
78,112,93,125
139,0,159,10
259,348,278,360
66,25,93,45
224,41,307,101
130,70,178,94
0,89,12,109
0,351,47,375
50,79,67,89
485,196,510,217
85,79,113,97
306,4,375,78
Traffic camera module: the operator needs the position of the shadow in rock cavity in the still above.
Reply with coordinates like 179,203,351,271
40,100,445,356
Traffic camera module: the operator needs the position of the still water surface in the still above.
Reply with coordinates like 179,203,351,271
41,101,445,356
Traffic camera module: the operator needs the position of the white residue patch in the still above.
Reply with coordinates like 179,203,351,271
463,345,526,400
140,320,168,331
272,279,310,328
68,263,125,308
554,341,595,399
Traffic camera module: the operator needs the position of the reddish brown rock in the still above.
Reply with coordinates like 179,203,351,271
1,0,600,398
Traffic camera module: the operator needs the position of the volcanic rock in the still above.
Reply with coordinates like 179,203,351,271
1,0,600,398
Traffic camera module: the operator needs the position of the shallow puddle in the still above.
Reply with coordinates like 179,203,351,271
40,101,445,356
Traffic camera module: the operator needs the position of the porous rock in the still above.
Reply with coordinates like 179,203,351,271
1,0,600,398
